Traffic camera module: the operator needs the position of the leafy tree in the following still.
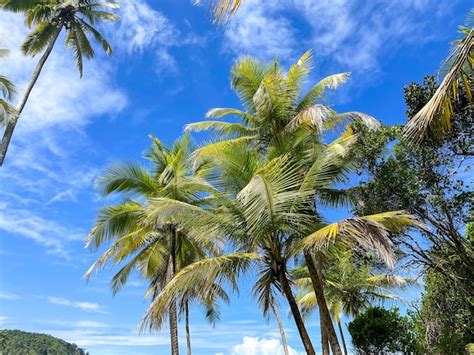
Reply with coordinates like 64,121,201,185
0,329,87,354
410,225,474,354
353,75,473,297
403,8,473,142
0,0,120,166
0,48,16,127
348,307,416,354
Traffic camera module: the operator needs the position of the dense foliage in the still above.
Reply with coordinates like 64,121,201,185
348,307,416,354
352,75,473,353
410,224,474,354
353,75,473,291
0,329,87,355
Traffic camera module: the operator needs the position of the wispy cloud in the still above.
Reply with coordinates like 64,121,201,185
110,0,206,74
223,0,453,76
0,291,21,300
0,11,127,258
47,297,105,313
0,203,85,258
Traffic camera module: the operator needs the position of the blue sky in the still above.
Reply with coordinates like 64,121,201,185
0,0,471,354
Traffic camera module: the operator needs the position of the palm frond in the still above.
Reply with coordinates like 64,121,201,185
403,28,473,142
297,72,350,111
21,22,58,56
185,121,255,136
95,162,156,197
141,253,258,330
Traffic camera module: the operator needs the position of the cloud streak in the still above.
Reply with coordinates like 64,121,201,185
47,297,105,313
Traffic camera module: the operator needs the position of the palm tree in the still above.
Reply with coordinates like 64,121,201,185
403,8,473,142
0,0,120,166
296,248,416,355
86,135,221,355
182,51,385,354
0,48,16,127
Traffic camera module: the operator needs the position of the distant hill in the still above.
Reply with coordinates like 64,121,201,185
0,329,87,355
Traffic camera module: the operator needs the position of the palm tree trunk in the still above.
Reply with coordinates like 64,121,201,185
273,308,289,355
166,226,179,355
304,250,342,355
0,22,64,166
337,320,348,355
279,270,316,355
185,301,191,355
320,320,330,355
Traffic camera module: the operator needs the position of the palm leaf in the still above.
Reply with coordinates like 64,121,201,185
403,27,473,142
141,253,258,330
297,72,350,111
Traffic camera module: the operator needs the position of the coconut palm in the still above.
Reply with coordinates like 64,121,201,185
296,248,417,355
85,135,222,355
403,8,473,142
183,51,385,354
0,0,120,166
0,48,16,127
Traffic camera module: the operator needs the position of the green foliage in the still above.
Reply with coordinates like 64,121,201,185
0,48,16,126
348,307,416,354
352,75,473,296
0,329,87,355
0,0,119,77
410,226,474,354
296,248,416,321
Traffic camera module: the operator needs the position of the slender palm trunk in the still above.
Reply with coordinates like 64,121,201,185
0,23,63,166
273,308,289,355
304,250,342,355
166,226,179,355
185,301,191,355
279,269,316,355
337,320,348,355
320,320,330,355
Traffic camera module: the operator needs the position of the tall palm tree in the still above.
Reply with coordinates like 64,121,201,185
182,51,385,354
0,0,120,166
0,48,16,127
86,135,221,355
403,8,473,142
296,248,416,355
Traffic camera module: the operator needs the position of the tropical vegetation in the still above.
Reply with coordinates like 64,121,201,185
348,307,416,354
0,1,472,354
0,48,15,127
0,329,88,354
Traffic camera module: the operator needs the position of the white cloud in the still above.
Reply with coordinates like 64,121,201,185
223,0,295,60
47,297,104,313
223,0,452,74
110,0,205,74
230,337,304,355
0,291,21,300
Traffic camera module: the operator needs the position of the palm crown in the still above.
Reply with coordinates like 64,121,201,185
1,0,119,76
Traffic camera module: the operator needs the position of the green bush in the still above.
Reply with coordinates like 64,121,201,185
348,307,416,354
